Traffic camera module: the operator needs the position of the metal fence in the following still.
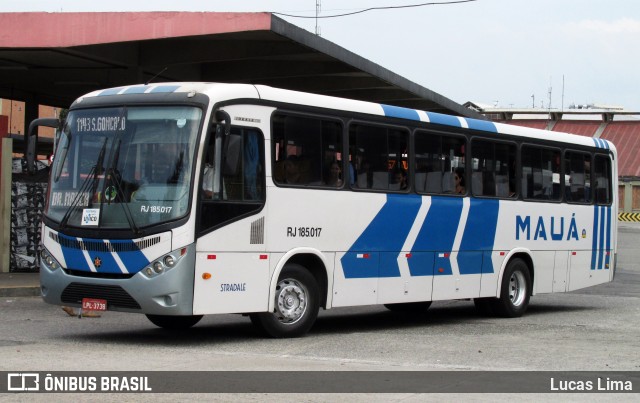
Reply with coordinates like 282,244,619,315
10,158,47,272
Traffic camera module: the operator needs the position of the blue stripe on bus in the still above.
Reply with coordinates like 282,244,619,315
598,205,611,270
380,104,498,134
381,104,420,121
411,196,464,276
593,138,610,150
605,205,611,269
465,118,498,133
458,199,500,274
341,196,499,279
150,85,181,94
598,206,605,270
123,86,150,94
341,194,421,278
426,112,462,127
92,247,122,274
57,234,150,274
58,234,91,272
591,206,599,270
109,239,151,273
97,87,125,96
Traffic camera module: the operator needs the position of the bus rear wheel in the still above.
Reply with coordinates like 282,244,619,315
250,264,320,338
146,314,203,330
489,258,531,318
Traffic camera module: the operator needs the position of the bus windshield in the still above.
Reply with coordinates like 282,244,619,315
45,105,202,230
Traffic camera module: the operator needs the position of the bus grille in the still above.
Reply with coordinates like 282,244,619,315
49,232,160,252
61,283,141,310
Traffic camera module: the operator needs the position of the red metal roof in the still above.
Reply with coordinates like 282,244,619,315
0,12,272,47
601,122,640,177
552,121,601,137
0,12,478,117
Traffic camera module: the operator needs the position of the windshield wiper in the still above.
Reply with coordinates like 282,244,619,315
103,138,141,236
59,137,108,229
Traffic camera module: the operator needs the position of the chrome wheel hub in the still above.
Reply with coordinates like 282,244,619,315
275,278,308,324
509,271,527,307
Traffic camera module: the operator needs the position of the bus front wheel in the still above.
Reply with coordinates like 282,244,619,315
250,264,320,338
146,314,203,330
489,258,531,318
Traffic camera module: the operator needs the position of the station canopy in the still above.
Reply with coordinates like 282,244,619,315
0,12,481,119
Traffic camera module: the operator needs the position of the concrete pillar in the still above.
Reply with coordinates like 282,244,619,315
0,137,12,272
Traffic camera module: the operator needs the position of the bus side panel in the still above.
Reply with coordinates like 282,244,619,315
376,196,434,305
333,252,379,307
193,214,269,315
532,251,555,294
497,201,613,294
193,252,270,315
479,251,508,298
552,251,569,292
266,188,387,308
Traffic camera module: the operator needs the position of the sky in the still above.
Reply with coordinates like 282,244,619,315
4,0,640,111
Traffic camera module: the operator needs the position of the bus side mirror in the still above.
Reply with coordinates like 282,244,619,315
26,118,59,175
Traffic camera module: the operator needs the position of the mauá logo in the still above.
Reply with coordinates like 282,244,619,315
516,214,580,241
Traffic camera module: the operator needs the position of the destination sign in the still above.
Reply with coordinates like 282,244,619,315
76,116,126,132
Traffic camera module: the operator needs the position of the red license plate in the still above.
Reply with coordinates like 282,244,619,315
82,298,107,311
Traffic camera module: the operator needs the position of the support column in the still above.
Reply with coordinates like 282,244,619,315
0,137,12,272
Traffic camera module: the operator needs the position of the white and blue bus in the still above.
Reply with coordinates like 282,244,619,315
34,83,617,337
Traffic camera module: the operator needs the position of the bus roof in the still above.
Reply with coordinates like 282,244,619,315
78,82,616,154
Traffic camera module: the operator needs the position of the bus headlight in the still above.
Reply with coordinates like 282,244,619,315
143,248,186,278
40,248,60,270
163,255,176,267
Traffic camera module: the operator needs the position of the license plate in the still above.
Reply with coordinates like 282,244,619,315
82,298,107,311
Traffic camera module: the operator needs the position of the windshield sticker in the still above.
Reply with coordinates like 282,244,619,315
81,208,100,226
104,186,118,202
140,205,173,214
50,191,91,207
76,116,126,132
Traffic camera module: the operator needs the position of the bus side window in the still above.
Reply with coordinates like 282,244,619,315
349,124,408,192
594,155,612,205
471,139,515,198
521,145,560,201
272,114,343,188
415,130,465,195
565,151,591,203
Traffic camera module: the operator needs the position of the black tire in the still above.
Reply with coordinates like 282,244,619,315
146,314,203,330
384,301,432,313
473,298,495,316
250,263,320,338
489,258,531,318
